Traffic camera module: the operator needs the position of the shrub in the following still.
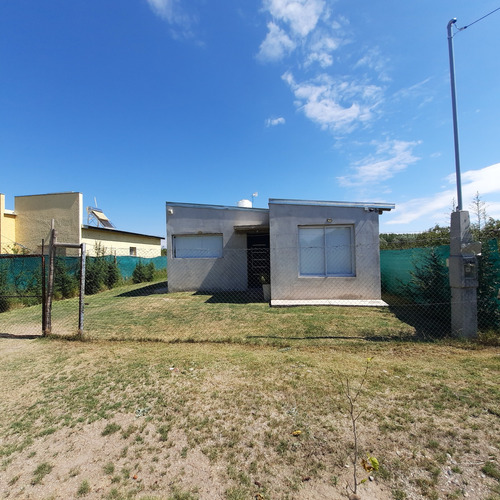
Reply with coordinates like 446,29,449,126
132,260,155,284
401,247,451,327
54,258,79,299
477,240,500,330
84,244,121,295
0,262,10,313
105,259,120,289
85,257,107,295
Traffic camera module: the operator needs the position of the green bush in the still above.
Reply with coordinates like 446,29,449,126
0,262,10,313
105,259,120,289
85,257,121,295
477,240,500,330
401,247,451,327
54,258,79,299
132,260,155,284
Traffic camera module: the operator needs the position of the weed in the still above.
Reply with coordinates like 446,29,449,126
31,462,53,485
392,489,407,500
101,422,121,436
76,480,91,496
341,357,379,496
103,462,115,475
158,424,171,442
8,474,20,486
106,488,121,499
121,424,137,439
482,461,500,481
167,487,199,500
68,467,81,477
225,486,247,500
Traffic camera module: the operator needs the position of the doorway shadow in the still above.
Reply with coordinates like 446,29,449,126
199,290,266,304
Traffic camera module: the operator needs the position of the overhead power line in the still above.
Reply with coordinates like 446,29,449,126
454,6,500,33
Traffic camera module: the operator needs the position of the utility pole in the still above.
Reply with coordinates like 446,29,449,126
447,18,463,211
447,18,478,338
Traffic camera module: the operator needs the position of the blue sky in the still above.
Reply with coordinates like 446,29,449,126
1,0,499,236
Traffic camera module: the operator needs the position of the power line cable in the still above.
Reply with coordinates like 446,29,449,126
454,6,500,33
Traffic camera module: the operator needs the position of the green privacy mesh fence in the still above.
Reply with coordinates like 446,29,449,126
380,240,500,336
380,244,450,295
1,241,499,341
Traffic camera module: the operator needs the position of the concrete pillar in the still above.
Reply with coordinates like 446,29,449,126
449,211,478,338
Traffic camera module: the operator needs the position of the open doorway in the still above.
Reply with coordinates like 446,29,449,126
247,233,270,289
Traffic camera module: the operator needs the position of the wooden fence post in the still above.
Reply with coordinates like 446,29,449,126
44,221,56,336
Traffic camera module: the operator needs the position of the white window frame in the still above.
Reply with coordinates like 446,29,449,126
173,234,223,259
298,225,355,277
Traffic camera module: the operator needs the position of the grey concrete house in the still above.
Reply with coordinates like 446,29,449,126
166,199,394,306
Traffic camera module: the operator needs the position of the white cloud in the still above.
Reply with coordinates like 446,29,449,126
258,22,296,61
355,47,391,82
338,139,421,187
283,71,383,133
386,163,500,227
264,0,325,37
265,116,286,127
305,34,339,68
146,0,195,38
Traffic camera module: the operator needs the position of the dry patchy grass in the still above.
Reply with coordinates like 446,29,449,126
0,338,499,500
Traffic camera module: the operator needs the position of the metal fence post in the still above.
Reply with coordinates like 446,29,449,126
78,243,86,335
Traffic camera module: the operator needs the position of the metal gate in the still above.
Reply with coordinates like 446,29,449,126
0,254,46,337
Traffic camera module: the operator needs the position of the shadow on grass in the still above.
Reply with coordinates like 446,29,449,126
116,281,169,298
0,332,42,339
200,290,266,304
383,297,451,341
245,334,421,342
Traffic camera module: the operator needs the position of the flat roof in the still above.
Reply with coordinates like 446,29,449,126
15,192,81,198
167,199,395,212
166,201,269,212
82,225,163,240
269,199,395,211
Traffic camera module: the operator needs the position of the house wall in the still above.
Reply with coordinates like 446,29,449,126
166,203,269,292
1,193,18,253
14,192,83,253
82,227,162,257
269,201,382,301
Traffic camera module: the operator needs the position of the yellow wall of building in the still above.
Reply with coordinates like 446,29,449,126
0,193,18,253
14,192,83,253
82,227,162,258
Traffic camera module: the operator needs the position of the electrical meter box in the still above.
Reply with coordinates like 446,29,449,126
449,255,479,288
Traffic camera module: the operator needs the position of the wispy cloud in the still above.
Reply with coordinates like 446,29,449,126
146,0,196,39
258,22,296,61
283,72,383,133
265,116,286,127
355,47,391,82
386,163,500,226
258,1,387,134
305,33,340,68
338,139,420,187
263,0,325,37
257,0,337,64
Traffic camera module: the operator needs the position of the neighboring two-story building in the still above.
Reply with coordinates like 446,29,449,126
1,192,162,257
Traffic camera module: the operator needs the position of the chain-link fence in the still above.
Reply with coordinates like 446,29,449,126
1,238,499,343
0,254,45,337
